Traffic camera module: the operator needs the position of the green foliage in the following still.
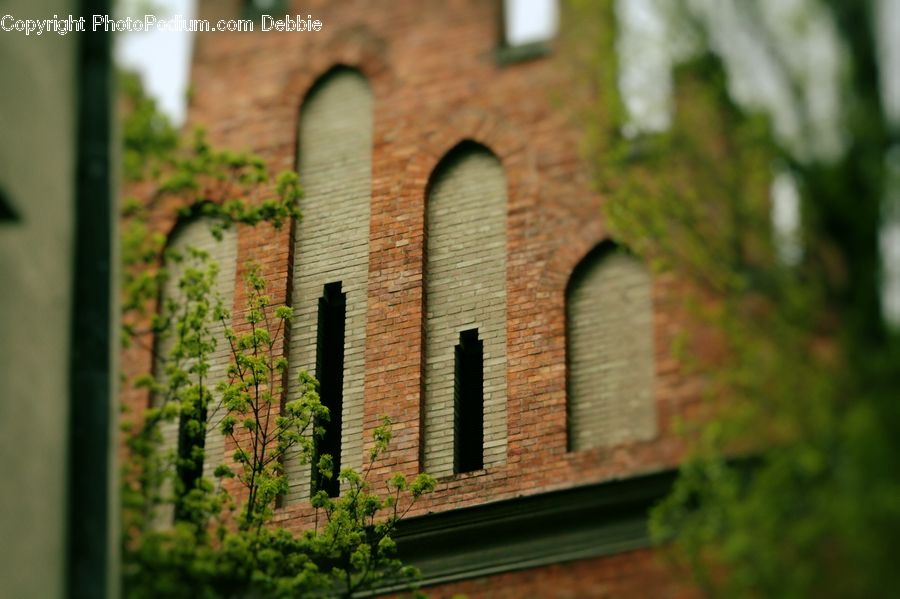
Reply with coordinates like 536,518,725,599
119,74,433,597
119,78,301,342
565,0,900,596
119,70,179,183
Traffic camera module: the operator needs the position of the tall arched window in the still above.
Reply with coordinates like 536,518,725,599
424,142,508,477
154,217,237,524
566,243,656,451
285,67,373,503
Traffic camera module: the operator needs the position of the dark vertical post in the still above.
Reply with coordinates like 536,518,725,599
312,282,346,497
454,329,484,473
67,1,113,597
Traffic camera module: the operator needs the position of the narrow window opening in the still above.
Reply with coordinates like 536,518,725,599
312,281,346,497
454,328,484,474
175,391,208,522
0,187,19,222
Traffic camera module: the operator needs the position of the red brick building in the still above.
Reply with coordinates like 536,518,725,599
126,0,701,596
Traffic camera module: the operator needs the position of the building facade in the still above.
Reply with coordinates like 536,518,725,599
127,0,701,595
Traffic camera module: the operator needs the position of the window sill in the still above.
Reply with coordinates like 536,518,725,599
495,41,552,65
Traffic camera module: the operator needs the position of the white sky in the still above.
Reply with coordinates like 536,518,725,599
771,169,804,267
116,0,196,125
505,0,558,46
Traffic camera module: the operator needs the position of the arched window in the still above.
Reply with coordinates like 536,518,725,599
566,243,656,451
285,67,373,503
424,142,508,477
154,217,237,524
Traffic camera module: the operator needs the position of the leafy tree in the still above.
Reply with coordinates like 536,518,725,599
565,0,900,596
118,73,435,598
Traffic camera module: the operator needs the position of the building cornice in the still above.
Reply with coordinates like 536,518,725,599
376,468,677,592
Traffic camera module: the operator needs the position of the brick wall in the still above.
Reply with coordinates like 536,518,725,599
118,0,710,591
424,146,508,477
284,68,372,503
567,247,656,450
180,0,699,532
406,549,695,599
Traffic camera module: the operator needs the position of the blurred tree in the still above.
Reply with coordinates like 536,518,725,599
564,0,900,596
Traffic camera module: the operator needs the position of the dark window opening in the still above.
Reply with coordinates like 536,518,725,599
175,390,208,523
0,187,19,222
243,0,285,18
454,329,484,474
312,281,346,497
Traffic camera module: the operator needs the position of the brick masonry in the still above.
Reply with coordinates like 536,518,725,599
411,549,696,599
567,249,656,451
118,0,709,592
284,68,372,503
424,147,508,477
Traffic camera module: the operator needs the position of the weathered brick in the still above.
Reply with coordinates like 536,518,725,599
119,0,704,592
